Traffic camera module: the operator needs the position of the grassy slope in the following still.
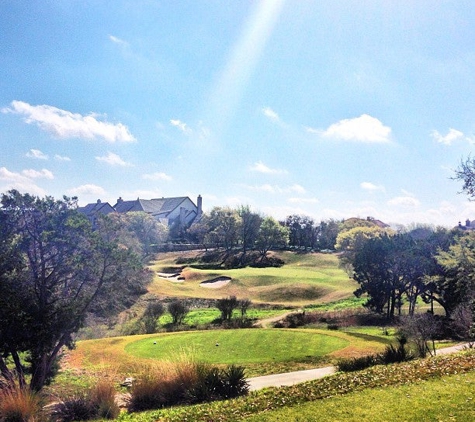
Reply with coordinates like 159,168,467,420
245,371,475,421
115,351,475,422
147,251,355,306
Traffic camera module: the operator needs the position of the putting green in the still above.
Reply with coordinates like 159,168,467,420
124,329,349,364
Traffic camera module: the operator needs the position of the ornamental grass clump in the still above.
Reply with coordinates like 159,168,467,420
49,380,119,422
127,361,249,412
0,386,44,422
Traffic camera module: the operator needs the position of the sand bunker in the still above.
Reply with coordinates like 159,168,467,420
200,276,231,288
157,272,185,283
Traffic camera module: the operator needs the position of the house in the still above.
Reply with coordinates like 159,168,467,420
77,199,115,228
113,195,203,228
458,219,475,230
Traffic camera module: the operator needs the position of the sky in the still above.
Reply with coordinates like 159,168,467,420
2,0,475,228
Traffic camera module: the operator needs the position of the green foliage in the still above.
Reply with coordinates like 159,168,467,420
337,335,414,372
50,380,119,421
216,296,239,321
121,351,475,422
140,301,164,334
337,355,378,372
167,300,189,325
127,363,248,412
0,190,150,391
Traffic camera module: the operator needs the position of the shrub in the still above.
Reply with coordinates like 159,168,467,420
0,387,43,422
220,365,249,399
337,355,377,372
50,380,119,422
338,336,414,373
50,394,98,422
128,362,249,412
378,336,415,364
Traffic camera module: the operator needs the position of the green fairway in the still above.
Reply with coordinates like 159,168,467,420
148,251,356,306
124,329,349,364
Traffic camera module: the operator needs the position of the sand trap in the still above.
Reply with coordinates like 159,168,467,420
157,272,185,282
200,276,231,288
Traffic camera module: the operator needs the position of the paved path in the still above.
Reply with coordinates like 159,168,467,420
246,342,471,391
247,366,336,391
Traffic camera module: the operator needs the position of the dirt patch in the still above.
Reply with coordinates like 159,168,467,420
200,276,232,288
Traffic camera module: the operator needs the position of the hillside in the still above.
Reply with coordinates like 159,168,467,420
147,250,355,307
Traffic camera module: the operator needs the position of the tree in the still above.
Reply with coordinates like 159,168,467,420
454,155,475,198
283,215,317,249
216,296,239,321
353,234,401,318
237,205,262,254
239,299,252,318
0,190,150,391
204,207,242,251
255,217,289,261
168,300,189,325
316,219,341,250
432,231,475,317
122,212,168,261
336,225,391,275
141,301,164,334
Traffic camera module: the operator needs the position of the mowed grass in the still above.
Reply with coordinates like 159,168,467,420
158,307,287,326
148,251,355,306
62,328,389,383
245,371,475,421
124,329,349,365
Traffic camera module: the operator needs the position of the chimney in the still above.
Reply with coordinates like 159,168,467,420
117,197,123,204
197,195,203,216
466,219,471,227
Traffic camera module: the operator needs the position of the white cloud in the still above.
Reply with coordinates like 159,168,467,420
142,172,173,181
170,119,192,134
321,114,392,143
109,35,129,47
289,184,306,194
262,107,280,122
95,152,133,167
0,167,46,195
22,169,54,179
26,149,48,160
250,161,288,175
288,197,319,204
431,128,465,145
54,154,71,161
387,196,420,207
3,101,136,142
242,183,306,194
67,184,106,196
361,182,385,192
25,149,49,160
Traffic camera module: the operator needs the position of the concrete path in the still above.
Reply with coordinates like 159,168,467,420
246,342,471,391
247,366,336,391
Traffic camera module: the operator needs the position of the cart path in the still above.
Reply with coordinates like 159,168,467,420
246,342,471,391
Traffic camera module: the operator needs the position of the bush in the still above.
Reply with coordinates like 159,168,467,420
185,364,248,403
0,387,43,422
337,336,414,373
337,355,378,372
378,336,415,364
128,362,249,412
50,380,119,422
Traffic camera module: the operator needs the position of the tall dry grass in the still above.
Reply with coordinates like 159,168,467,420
0,387,44,422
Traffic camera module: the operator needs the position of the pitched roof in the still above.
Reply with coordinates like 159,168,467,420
77,201,115,217
114,197,193,218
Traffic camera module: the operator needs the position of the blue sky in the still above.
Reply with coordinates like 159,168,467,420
2,0,475,227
